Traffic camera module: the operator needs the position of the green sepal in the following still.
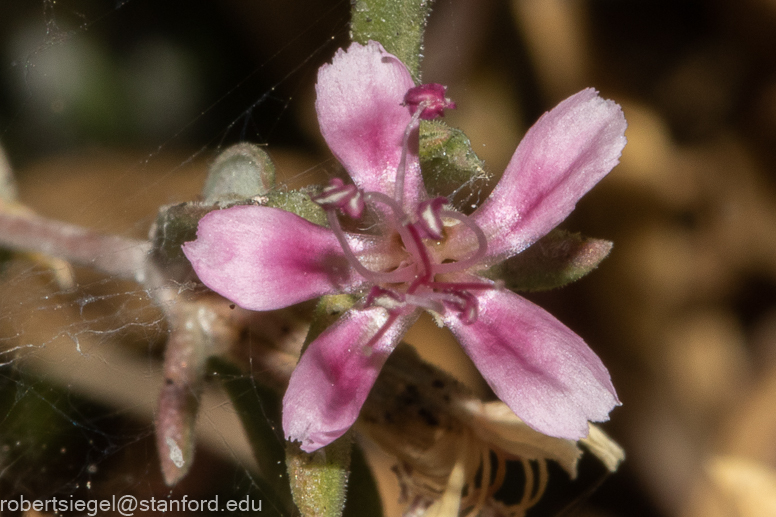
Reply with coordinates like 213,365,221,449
483,229,613,291
419,119,490,197
286,432,353,517
266,189,327,227
203,143,276,204
350,0,434,82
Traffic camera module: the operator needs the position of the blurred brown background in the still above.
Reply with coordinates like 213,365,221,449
3,1,776,516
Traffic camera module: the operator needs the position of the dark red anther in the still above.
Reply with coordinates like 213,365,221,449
404,83,456,120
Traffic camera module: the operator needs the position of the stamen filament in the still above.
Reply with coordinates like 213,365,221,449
365,191,431,288
417,197,448,240
527,459,549,508
403,293,445,313
364,286,404,308
490,451,508,498
325,210,413,284
364,191,406,221
517,458,535,512
427,281,494,291
471,447,491,517
394,106,425,209
405,223,434,294
318,138,492,326
362,310,400,353
424,290,478,323
432,211,489,274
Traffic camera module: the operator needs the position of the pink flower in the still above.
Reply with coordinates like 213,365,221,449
183,41,625,453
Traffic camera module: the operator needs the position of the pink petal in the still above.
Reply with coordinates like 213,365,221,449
443,286,619,440
316,41,426,211
283,306,418,452
469,88,626,264
182,205,370,311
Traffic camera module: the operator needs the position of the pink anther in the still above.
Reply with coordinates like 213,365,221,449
403,83,456,120
312,178,365,218
415,197,449,240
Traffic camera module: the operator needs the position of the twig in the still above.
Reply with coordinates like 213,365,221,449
0,208,150,281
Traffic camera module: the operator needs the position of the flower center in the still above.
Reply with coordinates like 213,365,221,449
313,94,495,326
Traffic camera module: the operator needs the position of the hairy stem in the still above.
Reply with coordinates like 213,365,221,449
0,208,150,281
350,0,434,82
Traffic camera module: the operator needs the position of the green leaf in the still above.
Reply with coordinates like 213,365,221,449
483,229,613,291
419,119,490,198
286,433,353,517
350,0,434,82
203,143,276,204
266,189,327,227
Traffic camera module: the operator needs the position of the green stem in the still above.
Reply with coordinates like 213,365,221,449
350,0,434,82
210,358,294,514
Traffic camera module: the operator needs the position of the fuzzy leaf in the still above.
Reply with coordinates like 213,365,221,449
286,433,353,517
483,229,613,291
156,377,199,486
350,0,433,82
156,300,242,486
266,189,327,227
419,119,490,197
203,143,276,204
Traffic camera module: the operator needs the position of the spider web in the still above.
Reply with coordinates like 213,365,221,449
0,1,354,514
